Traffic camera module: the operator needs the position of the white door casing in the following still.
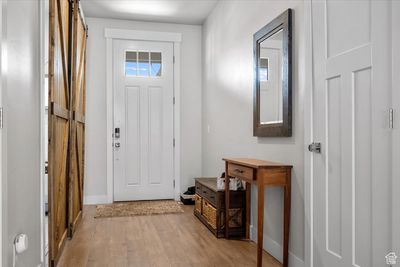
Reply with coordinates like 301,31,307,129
391,0,400,258
0,1,3,264
311,1,394,267
113,39,175,201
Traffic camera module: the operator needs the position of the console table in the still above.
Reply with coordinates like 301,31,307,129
223,158,292,267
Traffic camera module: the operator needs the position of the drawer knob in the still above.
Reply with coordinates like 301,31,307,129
234,168,244,174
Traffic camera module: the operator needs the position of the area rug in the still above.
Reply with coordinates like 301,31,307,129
95,200,184,218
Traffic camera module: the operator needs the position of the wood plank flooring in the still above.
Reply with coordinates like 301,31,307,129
57,205,282,267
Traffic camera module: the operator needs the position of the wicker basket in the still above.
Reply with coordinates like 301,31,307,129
202,200,217,229
194,194,202,214
228,208,243,228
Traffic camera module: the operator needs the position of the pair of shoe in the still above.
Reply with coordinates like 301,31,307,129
183,186,195,195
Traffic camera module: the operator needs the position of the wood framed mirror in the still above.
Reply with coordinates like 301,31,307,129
253,9,292,137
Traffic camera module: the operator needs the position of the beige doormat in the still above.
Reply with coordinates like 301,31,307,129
95,200,184,218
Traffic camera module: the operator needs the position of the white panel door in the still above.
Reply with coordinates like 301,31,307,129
113,39,174,201
312,1,394,266
259,39,283,123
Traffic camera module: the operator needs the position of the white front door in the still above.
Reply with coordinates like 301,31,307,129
259,35,283,123
113,39,174,201
312,1,394,266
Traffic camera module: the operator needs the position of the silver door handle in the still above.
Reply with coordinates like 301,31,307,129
115,142,120,148
308,142,321,153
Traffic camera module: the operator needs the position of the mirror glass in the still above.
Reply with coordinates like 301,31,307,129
258,29,283,124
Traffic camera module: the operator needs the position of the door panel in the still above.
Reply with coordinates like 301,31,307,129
312,0,393,266
325,0,370,58
68,0,87,236
113,40,174,201
48,0,70,265
125,86,141,186
325,75,342,258
353,67,373,266
148,86,163,184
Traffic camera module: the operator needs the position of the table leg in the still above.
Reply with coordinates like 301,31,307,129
257,184,264,267
245,182,251,239
283,174,292,267
225,162,230,239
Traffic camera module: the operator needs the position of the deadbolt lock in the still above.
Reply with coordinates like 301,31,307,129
115,128,120,138
308,142,321,153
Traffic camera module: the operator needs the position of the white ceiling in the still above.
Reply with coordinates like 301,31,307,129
81,0,219,25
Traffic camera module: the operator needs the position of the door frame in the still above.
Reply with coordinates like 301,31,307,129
105,28,182,203
391,0,400,257
303,1,313,267
304,1,400,267
39,0,47,264
0,1,4,265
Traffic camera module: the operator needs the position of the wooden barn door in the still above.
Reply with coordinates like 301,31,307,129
48,0,71,265
68,0,87,236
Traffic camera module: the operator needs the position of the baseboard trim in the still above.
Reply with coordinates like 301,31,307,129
250,225,304,267
84,195,110,205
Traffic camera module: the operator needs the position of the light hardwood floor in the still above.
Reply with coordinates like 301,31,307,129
57,205,282,267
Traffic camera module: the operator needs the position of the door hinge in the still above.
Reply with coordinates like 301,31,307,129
173,179,175,188
0,107,3,129
173,97,175,105
173,138,176,147
389,108,394,129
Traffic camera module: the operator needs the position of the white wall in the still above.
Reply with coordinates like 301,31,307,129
2,0,42,266
202,1,305,266
84,18,203,203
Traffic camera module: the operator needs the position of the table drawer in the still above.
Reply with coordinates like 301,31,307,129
195,181,202,195
201,186,217,207
227,163,254,182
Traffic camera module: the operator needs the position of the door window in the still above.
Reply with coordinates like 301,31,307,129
125,51,162,77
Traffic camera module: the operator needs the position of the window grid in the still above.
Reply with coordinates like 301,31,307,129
125,51,162,77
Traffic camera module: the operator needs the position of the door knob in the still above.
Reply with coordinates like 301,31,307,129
308,142,321,153
115,142,120,148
